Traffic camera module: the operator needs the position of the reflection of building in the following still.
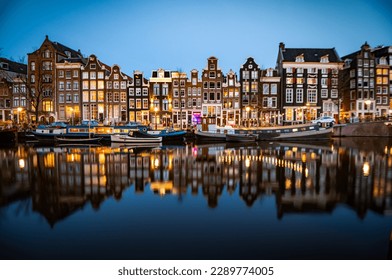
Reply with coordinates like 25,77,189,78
1,140,392,226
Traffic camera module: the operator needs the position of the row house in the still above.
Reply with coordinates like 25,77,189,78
239,57,261,126
128,70,149,124
0,58,27,124
222,69,241,126
201,56,223,127
276,42,343,124
171,71,187,128
28,35,84,123
81,55,131,124
260,68,281,125
150,69,172,127
341,42,392,120
186,69,202,126
56,58,84,124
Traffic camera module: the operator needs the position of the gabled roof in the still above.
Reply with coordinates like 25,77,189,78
0,57,27,74
28,35,83,59
281,48,341,63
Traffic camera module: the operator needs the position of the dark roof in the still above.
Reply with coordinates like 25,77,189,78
0,57,27,74
282,48,341,62
51,41,81,58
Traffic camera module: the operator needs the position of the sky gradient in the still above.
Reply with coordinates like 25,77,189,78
1,0,391,77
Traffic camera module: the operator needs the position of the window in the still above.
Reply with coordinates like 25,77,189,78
73,81,79,90
271,84,277,94
162,84,168,95
331,89,338,98
82,72,88,79
251,71,258,79
98,72,104,79
90,91,97,102
129,100,135,109
90,72,96,79
286,89,293,103
209,71,215,78
59,70,64,78
98,81,104,89
286,78,294,84
43,100,53,112
59,81,64,90
296,55,304,62
307,78,317,84
307,89,317,103
263,84,269,94
136,88,141,96
121,81,127,89
143,99,148,109
296,89,303,103
66,94,72,103
136,100,141,109
90,81,96,90
98,91,104,102
66,82,71,90
251,82,257,92
66,71,71,79
31,62,35,71
243,71,249,79
350,69,355,78
297,78,304,84
321,89,328,98
113,82,119,89
114,92,120,102
143,88,148,96
73,70,78,77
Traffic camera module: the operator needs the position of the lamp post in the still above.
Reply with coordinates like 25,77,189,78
246,106,250,127
154,106,158,130
70,107,74,125
365,100,371,121
17,107,22,124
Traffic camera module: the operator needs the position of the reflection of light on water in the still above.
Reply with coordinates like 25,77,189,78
362,162,370,177
245,158,250,168
18,159,25,169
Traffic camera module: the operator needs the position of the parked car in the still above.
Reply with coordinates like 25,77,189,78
311,116,335,127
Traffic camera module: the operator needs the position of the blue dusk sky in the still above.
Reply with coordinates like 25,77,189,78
1,0,391,77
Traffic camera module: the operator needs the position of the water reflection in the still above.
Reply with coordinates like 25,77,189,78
1,139,392,226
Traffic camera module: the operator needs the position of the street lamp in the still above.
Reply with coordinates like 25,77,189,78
365,100,371,121
70,107,74,125
154,106,158,130
246,106,250,127
17,107,22,124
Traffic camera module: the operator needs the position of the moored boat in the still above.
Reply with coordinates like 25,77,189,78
145,128,186,142
226,133,257,142
55,136,102,144
110,131,162,144
194,125,235,142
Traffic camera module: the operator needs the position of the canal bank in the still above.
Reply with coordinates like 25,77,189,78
333,121,392,137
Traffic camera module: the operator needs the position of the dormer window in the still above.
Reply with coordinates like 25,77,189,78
65,51,71,58
320,55,329,63
380,57,387,65
1,62,9,70
295,54,304,62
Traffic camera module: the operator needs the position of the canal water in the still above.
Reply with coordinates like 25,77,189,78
0,138,391,260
